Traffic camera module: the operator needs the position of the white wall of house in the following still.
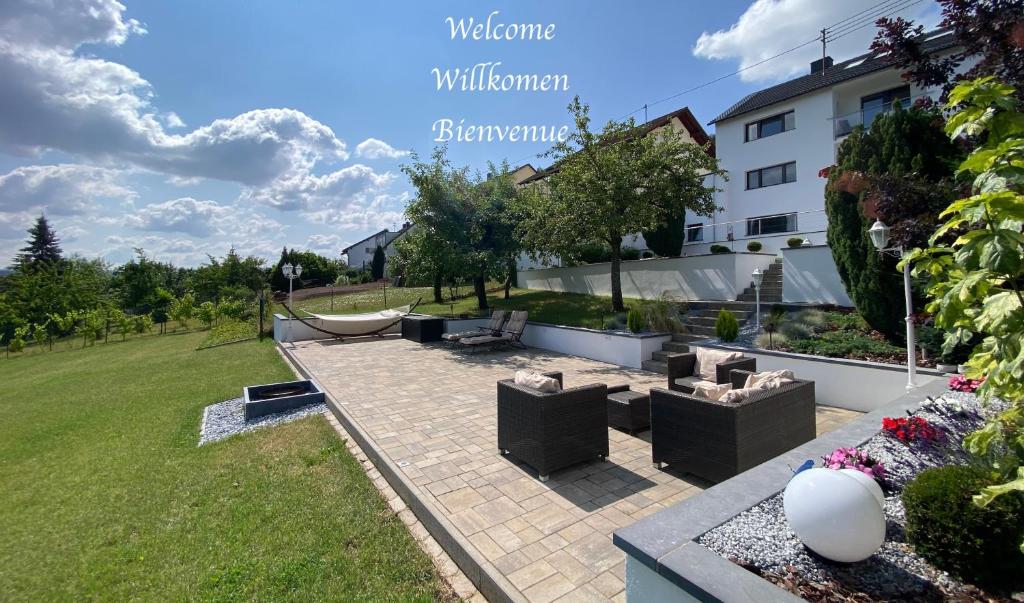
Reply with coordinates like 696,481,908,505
518,253,776,301
344,230,391,271
781,245,853,306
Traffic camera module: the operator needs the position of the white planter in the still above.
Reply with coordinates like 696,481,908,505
957,364,967,374
936,363,957,374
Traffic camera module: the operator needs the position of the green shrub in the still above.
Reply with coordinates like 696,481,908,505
640,251,655,259
779,321,814,340
824,310,869,331
578,241,612,264
792,309,826,327
620,246,641,261
602,316,621,331
786,329,903,359
786,237,804,248
903,466,1024,591
715,309,739,342
709,244,732,254
626,309,646,333
642,294,685,333
746,241,763,252
754,332,788,350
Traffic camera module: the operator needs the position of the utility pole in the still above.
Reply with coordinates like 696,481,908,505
820,28,827,76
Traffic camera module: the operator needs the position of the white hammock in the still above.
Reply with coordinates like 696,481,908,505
306,305,412,335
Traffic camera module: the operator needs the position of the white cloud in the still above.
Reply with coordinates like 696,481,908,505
162,112,185,129
240,163,394,211
304,192,408,231
305,233,345,256
0,164,135,215
355,138,409,160
0,0,145,50
693,0,940,83
125,197,284,240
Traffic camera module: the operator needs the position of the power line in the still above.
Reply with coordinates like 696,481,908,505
503,0,924,168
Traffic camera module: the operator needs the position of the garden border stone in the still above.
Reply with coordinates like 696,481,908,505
613,379,950,602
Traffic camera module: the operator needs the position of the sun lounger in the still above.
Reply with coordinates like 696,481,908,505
441,310,506,344
460,311,528,352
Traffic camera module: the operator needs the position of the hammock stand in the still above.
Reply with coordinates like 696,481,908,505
278,298,421,341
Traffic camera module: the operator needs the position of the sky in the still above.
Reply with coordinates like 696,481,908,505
0,0,940,267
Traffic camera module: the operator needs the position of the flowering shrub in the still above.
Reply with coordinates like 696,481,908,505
948,375,984,393
822,447,885,480
883,416,941,444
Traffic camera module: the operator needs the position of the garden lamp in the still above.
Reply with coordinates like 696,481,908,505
294,263,303,277
282,263,301,343
865,220,917,390
867,220,891,251
752,267,764,329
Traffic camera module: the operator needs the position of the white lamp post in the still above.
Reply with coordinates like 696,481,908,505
282,262,303,343
868,220,917,390
752,267,765,329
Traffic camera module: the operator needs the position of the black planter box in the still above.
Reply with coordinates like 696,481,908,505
401,315,445,343
243,379,325,421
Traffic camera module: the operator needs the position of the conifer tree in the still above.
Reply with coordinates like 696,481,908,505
15,215,62,268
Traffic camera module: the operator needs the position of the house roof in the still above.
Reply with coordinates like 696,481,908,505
382,223,413,249
709,30,958,124
340,229,388,254
517,105,713,185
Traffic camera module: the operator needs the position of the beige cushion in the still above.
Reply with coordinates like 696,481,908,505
720,387,763,404
743,369,796,390
694,348,745,381
692,382,732,401
514,371,560,393
673,376,717,390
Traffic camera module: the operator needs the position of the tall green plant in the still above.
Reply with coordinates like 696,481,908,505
825,105,962,340
715,309,739,342
903,77,1024,534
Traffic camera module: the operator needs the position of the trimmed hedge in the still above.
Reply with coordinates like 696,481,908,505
903,466,1024,592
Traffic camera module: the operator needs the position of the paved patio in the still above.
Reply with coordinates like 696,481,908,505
288,337,860,602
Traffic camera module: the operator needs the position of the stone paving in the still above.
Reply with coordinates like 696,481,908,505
289,337,861,602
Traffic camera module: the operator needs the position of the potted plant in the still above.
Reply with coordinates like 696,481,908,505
787,237,804,248
746,240,762,252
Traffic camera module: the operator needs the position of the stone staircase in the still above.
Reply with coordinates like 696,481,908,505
640,259,784,375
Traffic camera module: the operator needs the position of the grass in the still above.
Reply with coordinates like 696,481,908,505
286,286,650,330
0,333,452,601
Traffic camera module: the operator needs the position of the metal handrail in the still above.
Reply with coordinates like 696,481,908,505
681,208,828,251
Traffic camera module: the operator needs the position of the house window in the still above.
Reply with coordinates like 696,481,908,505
365,246,372,253
686,223,703,242
746,213,798,236
745,162,797,190
745,111,795,142
861,85,910,127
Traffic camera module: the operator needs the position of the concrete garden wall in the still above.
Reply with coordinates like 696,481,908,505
690,342,944,412
445,318,670,369
517,253,776,301
781,245,854,306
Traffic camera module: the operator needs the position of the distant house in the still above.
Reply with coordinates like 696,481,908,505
687,30,961,254
515,105,715,262
341,222,413,272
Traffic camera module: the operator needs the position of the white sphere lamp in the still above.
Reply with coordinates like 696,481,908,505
783,468,885,563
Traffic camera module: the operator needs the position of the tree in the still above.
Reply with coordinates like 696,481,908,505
114,310,133,341
401,148,523,310
371,245,386,280
825,105,962,340
872,0,1024,102
269,248,343,291
519,96,723,311
642,206,686,257
197,301,217,330
169,292,195,331
903,77,1024,542
15,215,62,268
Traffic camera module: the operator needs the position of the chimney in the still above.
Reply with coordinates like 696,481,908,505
810,56,833,75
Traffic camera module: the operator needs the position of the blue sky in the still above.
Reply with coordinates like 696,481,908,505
0,0,938,266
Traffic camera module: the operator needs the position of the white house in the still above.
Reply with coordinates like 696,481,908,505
683,30,959,255
341,222,413,272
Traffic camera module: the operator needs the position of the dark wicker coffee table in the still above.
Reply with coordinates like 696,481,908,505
607,385,651,435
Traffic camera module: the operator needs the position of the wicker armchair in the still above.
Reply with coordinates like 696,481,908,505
497,372,609,482
666,351,756,393
651,369,816,483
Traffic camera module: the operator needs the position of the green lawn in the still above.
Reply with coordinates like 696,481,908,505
287,286,647,330
0,334,453,601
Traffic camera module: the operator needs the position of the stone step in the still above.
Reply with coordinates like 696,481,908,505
689,309,753,319
641,359,668,374
737,294,782,303
651,350,682,362
682,324,719,337
685,301,761,311
685,316,722,327
671,332,702,343
661,341,691,353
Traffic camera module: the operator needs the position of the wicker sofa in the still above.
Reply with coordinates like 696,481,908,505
497,372,609,482
651,369,816,483
667,350,756,393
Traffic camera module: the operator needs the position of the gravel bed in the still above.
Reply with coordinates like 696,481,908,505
198,396,327,445
698,391,1007,601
